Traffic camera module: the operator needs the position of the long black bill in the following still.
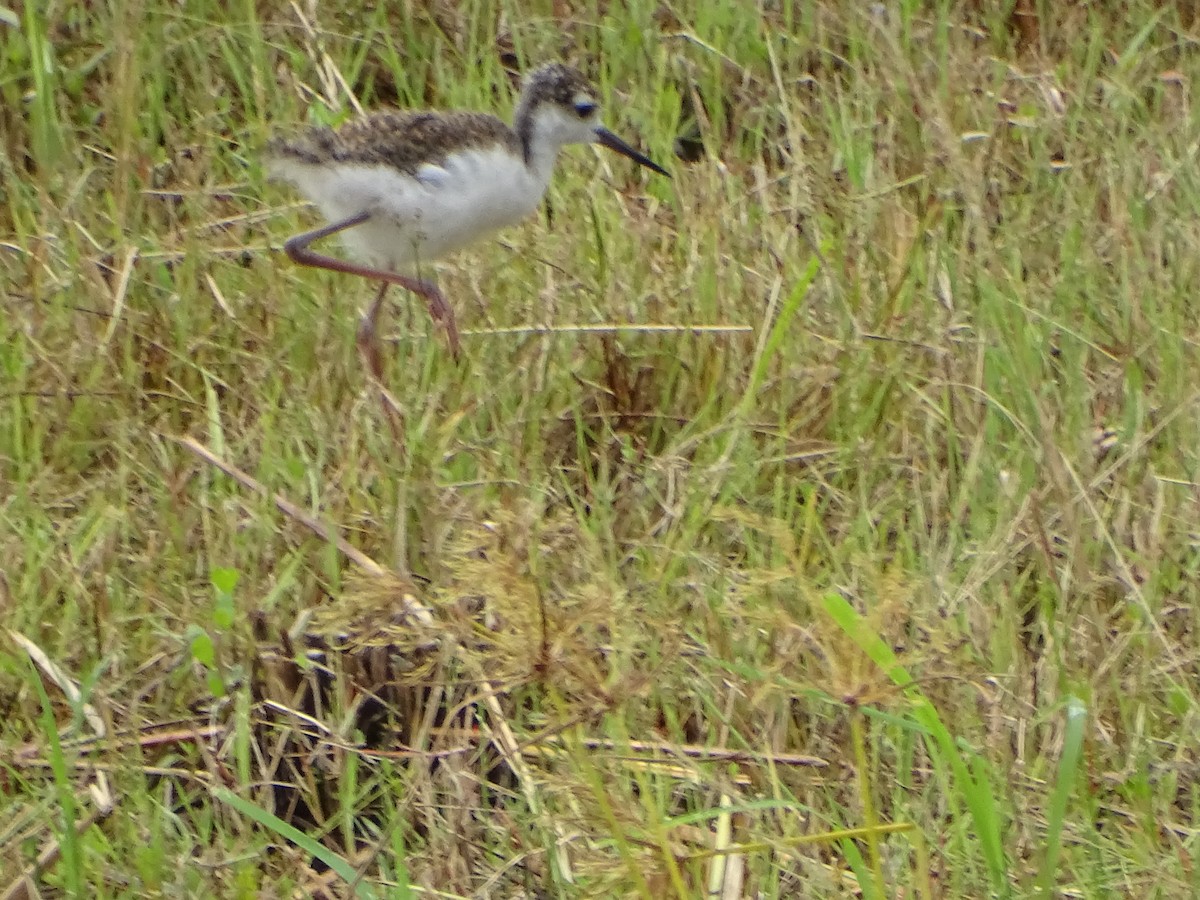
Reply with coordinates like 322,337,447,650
594,127,670,177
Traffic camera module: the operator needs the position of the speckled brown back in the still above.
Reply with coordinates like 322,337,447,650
267,110,519,175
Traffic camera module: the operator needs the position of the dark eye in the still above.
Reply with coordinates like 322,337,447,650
574,100,598,118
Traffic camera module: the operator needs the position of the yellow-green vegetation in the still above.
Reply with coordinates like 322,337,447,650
4,1,1200,896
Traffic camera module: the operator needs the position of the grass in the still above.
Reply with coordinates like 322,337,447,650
4,0,1200,895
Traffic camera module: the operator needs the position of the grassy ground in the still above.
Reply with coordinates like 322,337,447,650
4,0,1200,896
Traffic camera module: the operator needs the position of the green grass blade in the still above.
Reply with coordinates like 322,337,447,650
25,657,84,894
822,592,1010,894
1037,697,1087,894
212,786,380,899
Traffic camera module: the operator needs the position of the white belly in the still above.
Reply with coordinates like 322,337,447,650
273,145,550,271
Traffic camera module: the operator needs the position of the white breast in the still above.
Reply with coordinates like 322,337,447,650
272,144,554,272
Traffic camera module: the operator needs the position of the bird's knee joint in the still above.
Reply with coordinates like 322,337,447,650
282,236,304,261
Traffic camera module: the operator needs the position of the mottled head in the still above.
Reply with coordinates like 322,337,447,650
514,63,669,176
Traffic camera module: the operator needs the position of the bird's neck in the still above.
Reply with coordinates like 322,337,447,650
522,137,562,192
514,104,563,192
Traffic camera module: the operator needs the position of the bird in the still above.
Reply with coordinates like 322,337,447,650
266,62,669,379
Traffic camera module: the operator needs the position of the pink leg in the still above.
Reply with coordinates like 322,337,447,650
357,282,390,381
283,211,462,360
